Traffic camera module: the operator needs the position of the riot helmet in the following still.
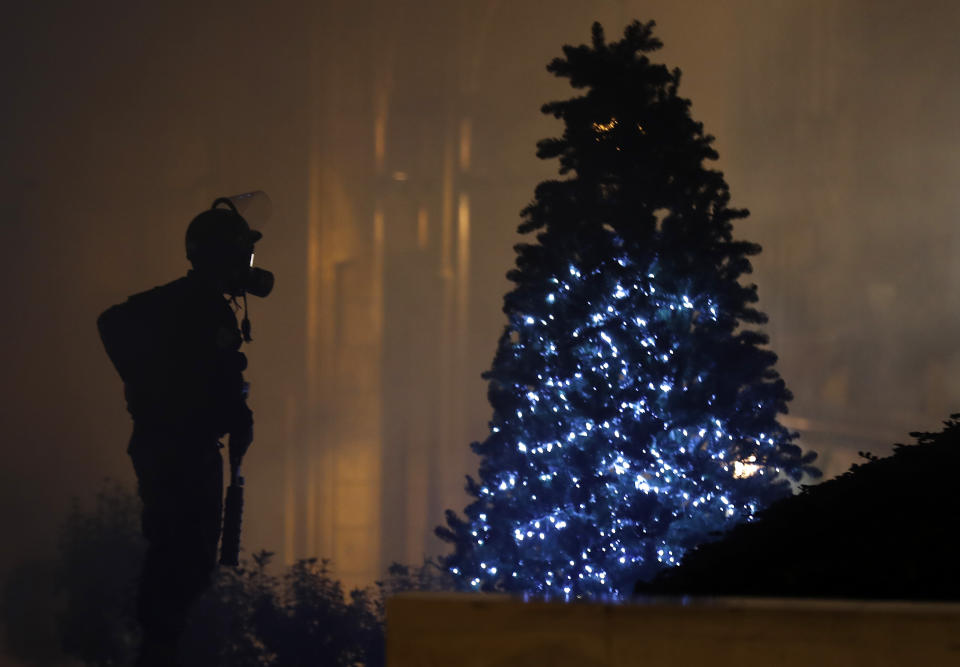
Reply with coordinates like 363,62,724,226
185,197,273,298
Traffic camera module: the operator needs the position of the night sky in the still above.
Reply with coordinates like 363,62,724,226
3,0,960,593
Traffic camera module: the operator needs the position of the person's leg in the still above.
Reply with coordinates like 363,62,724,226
131,435,222,666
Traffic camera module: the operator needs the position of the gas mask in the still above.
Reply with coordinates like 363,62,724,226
245,254,275,298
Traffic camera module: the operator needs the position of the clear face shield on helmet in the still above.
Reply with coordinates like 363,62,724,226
227,190,273,231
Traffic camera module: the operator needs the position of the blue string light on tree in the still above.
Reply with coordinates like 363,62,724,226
436,20,818,600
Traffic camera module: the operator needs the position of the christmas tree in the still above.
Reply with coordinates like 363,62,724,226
437,20,817,599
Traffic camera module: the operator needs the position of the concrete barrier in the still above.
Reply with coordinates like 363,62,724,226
386,593,960,666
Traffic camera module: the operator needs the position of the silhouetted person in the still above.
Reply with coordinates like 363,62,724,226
98,197,273,666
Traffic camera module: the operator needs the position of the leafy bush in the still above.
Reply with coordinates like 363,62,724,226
2,482,452,666
639,414,960,599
